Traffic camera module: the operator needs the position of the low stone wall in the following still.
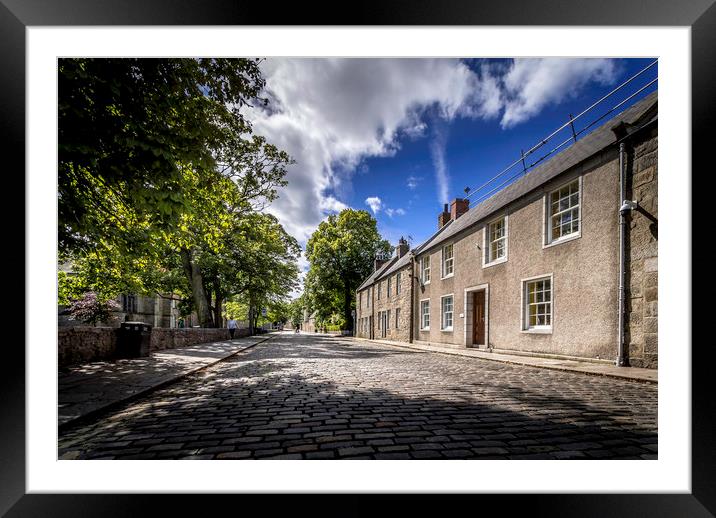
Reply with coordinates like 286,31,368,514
150,328,241,351
58,327,118,367
58,326,248,367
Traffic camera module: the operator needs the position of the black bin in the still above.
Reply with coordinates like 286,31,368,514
117,322,152,358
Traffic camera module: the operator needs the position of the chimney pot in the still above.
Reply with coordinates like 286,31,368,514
450,198,470,221
374,257,387,272
438,205,451,229
396,237,410,258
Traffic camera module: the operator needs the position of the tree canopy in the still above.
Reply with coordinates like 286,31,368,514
304,209,392,332
58,58,299,329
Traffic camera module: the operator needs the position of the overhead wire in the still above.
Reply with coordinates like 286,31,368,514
464,59,658,204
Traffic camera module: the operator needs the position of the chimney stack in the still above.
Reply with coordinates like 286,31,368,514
450,198,470,220
396,237,410,258
374,258,387,272
438,203,450,229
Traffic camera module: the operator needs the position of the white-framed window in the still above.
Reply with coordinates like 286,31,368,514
395,308,400,328
441,244,454,278
420,299,430,330
420,256,431,284
441,294,454,331
522,275,553,332
367,287,371,307
484,215,508,266
377,282,382,300
387,277,392,297
396,272,402,294
545,177,581,245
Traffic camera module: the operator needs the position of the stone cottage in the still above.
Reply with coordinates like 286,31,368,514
355,91,658,368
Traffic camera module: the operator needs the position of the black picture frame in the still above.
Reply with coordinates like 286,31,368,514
3,0,711,514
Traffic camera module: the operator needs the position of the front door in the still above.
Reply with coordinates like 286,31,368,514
473,291,486,346
380,311,387,338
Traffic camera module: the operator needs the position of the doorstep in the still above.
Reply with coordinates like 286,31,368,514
351,337,657,384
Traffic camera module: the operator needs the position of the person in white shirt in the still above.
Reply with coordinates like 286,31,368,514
227,317,238,339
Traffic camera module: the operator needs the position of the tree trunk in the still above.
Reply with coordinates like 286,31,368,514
180,247,214,328
344,283,353,333
214,293,223,329
212,278,223,329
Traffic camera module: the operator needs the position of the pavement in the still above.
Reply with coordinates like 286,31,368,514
58,333,273,428
351,337,657,384
58,331,657,460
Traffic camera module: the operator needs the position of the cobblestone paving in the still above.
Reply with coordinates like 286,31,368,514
58,332,658,460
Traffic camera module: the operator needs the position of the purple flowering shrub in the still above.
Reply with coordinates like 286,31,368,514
68,292,121,326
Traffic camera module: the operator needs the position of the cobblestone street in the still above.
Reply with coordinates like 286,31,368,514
59,332,657,460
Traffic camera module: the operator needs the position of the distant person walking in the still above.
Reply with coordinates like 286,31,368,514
227,317,238,339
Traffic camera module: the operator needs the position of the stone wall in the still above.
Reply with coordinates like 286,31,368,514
355,286,373,339
413,151,621,361
371,265,412,342
58,327,118,367
58,327,243,367
149,328,236,351
625,128,658,368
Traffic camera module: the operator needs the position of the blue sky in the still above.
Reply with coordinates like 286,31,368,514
246,57,657,285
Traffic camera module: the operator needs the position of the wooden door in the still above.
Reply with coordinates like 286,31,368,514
473,291,485,345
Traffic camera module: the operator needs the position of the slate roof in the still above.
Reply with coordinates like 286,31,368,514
357,255,399,291
356,91,657,289
416,91,658,256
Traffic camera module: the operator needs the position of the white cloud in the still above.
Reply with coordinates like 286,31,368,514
246,58,621,241
429,124,450,206
319,195,348,213
385,208,406,217
365,196,383,214
500,58,618,128
247,58,492,243
288,252,311,299
406,175,422,190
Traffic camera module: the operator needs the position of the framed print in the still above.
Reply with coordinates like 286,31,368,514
3,0,712,514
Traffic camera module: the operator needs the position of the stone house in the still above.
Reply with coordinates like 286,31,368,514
356,91,658,368
356,237,413,342
302,309,318,333
58,292,182,328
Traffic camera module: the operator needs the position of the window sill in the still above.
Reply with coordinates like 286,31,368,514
441,327,454,332
420,327,430,332
543,232,581,249
440,273,454,280
483,257,507,269
521,327,553,335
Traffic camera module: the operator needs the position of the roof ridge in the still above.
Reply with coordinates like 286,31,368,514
413,90,658,256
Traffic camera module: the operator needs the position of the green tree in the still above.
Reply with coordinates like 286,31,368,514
58,58,294,328
204,212,300,331
58,58,266,253
287,296,306,328
305,209,392,332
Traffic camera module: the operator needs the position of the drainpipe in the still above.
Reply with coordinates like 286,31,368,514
371,283,375,340
409,252,415,343
617,141,638,367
